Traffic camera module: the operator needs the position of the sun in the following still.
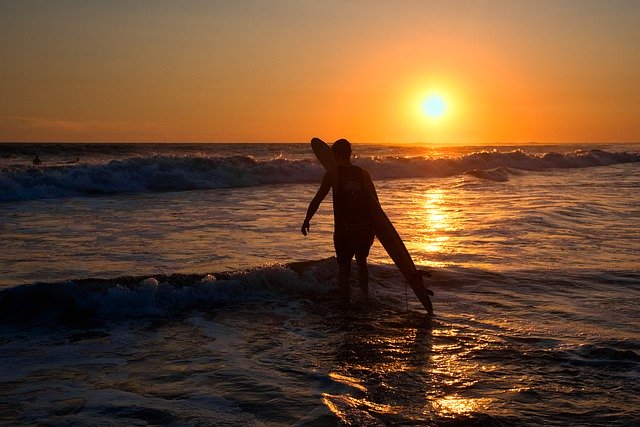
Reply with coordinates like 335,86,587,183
422,94,447,118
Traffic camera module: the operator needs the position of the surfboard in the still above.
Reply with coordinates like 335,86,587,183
311,138,434,315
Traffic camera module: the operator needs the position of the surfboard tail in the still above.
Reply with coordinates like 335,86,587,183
409,276,434,315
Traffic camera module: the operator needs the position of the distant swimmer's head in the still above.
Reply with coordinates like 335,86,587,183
332,139,352,160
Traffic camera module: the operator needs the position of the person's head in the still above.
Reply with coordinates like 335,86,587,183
332,139,352,161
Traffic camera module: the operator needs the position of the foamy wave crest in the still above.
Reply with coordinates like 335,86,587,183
357,149,640,181
1,149,638,201
0,261,337,325
463,167,522,182
0,155,323,202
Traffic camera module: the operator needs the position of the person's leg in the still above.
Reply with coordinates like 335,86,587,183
355,231,374,295
355,253,369,295
334,233,354,307
338,260,351,306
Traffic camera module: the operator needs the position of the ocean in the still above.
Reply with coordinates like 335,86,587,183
0,142,638,425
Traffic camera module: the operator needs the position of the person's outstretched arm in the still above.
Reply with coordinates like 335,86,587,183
301,172,332,236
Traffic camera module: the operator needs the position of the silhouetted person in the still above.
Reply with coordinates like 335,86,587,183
301,138,378,306
32,154,42,165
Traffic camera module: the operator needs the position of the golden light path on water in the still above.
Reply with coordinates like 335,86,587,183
368,184,465,269
364,175,527,273
319,184,513,422
321,323,500,423
429,326,497,418
417,190,452,258
314,163,640,422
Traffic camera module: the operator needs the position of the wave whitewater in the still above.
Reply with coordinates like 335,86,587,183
1,149,638,201
0,261,335,325
0,258,437,325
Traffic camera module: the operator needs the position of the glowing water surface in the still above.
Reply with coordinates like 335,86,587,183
0,145,638,425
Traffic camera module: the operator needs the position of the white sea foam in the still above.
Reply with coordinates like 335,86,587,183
1,149,638,201
0,263,332,324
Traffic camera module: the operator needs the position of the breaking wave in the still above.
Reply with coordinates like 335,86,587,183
1,149,638,201
0,261,337,325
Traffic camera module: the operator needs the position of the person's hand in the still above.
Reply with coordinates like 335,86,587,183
301,220,310,236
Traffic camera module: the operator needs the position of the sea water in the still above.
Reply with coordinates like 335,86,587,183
0,142,638,425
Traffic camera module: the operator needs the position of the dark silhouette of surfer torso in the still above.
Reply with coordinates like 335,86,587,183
333,165,373,234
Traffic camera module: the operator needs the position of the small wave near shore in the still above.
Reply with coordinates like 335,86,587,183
1,258,638,425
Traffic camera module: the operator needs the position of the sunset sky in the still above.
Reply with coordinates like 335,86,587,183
1,0,639,144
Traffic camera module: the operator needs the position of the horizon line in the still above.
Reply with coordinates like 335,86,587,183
1,140,638,146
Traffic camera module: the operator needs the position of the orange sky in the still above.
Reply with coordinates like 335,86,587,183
1,1,639,144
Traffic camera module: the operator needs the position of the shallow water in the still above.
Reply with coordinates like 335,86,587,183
1,261,638,425
1,156,638,286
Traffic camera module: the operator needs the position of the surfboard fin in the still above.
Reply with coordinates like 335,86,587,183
417,270,435,296
418,269,432,278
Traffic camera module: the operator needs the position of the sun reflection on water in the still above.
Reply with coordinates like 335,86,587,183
413,190,457,265
427,327,498,417
434,395,493,415
322,393,396,424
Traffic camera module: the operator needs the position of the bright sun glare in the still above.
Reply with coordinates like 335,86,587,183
422,94,447,118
